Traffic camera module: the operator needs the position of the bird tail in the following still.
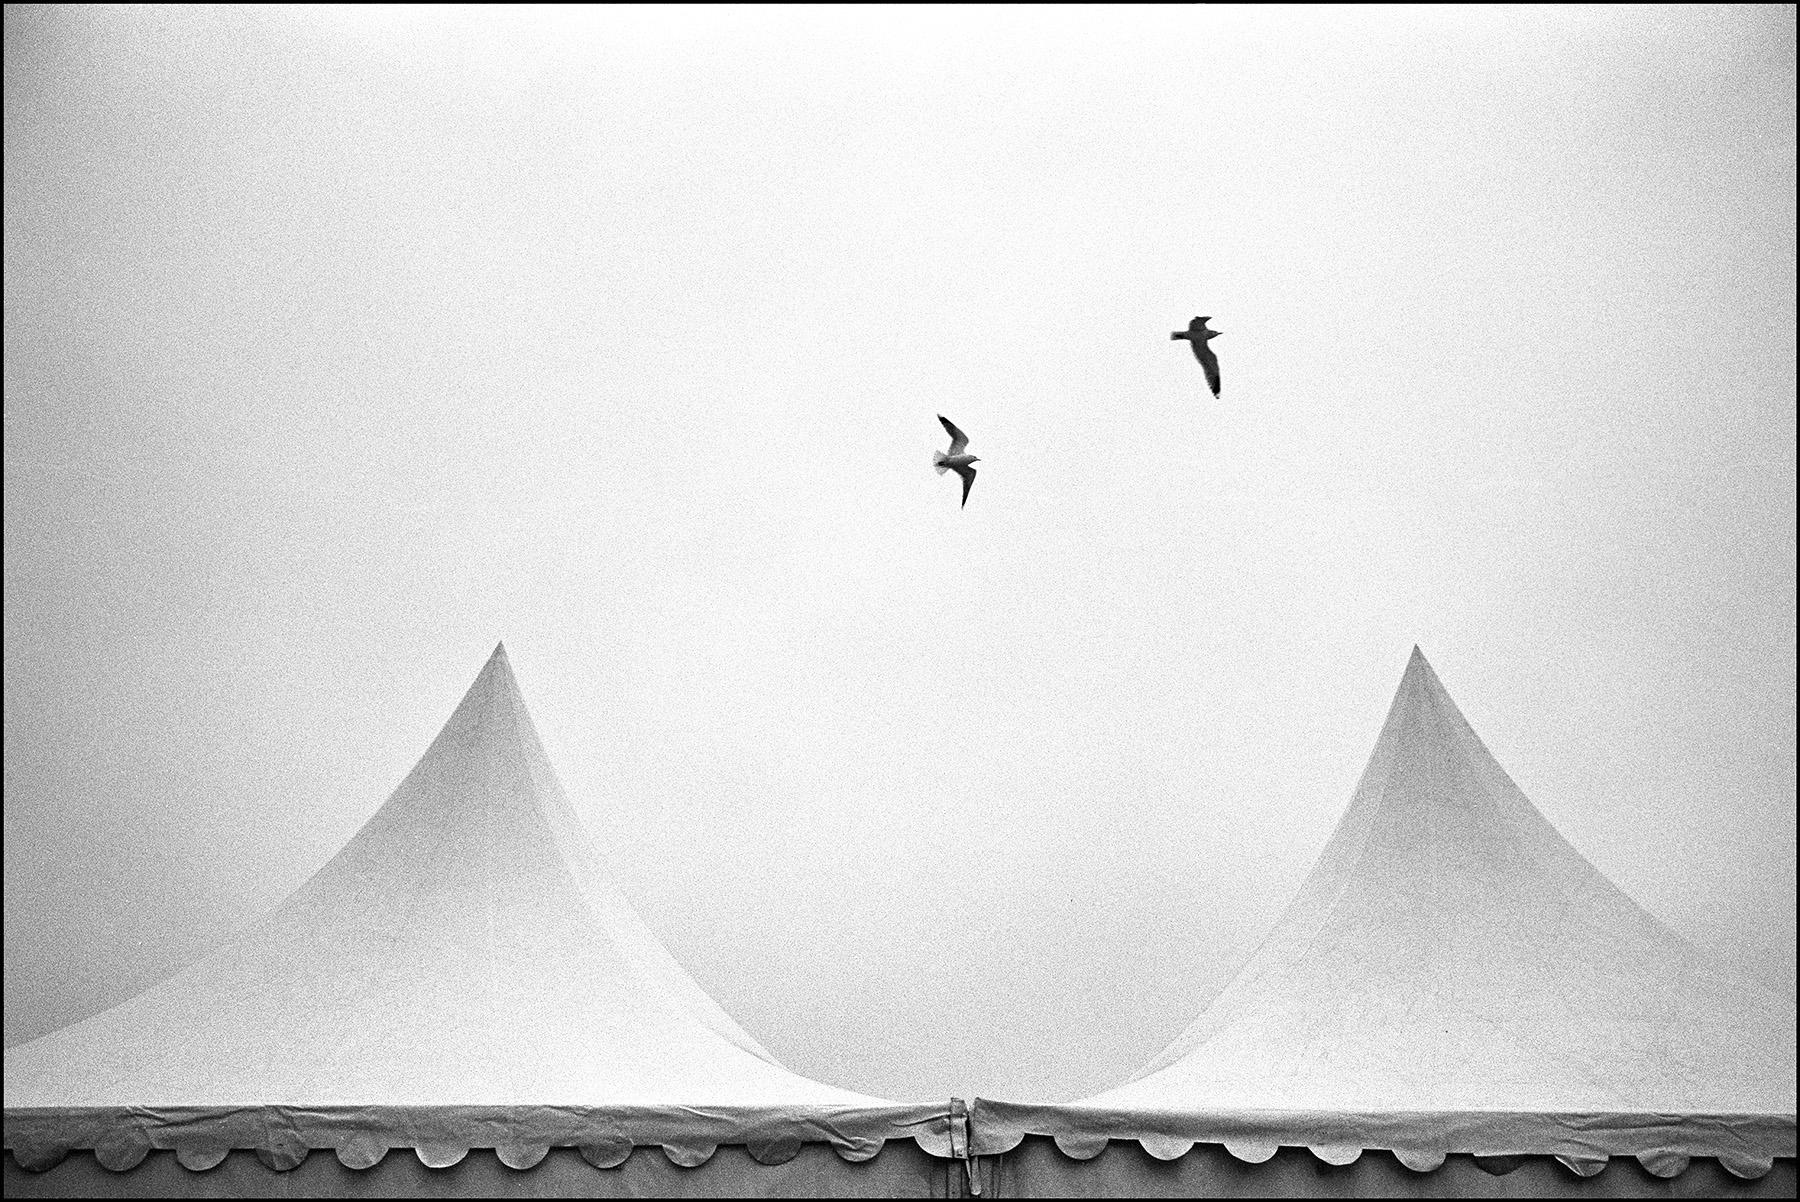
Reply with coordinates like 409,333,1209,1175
934,450,949,474
1170,331,1185,340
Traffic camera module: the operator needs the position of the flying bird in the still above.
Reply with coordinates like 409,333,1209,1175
1171,315,1222,398
934,414,979,508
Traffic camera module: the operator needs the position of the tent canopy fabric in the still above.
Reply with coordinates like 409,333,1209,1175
972,648,1795,1173
4,645,953,1169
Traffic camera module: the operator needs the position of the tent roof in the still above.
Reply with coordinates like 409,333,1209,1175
974,647,1795,1169
5,644,951,1167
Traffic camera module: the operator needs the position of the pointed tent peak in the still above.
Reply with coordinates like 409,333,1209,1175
426,641,533,754
480,640,515,680
1392,643,1457,713
1356,644,1520,827
1106,645,1797,1122
470,640,519,692
2,635,901,1120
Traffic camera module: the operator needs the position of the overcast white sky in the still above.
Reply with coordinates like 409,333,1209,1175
4,4,1795,1104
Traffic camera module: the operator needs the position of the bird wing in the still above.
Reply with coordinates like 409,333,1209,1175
1196,341,1221,398
953,463,977,507
938,414,969,456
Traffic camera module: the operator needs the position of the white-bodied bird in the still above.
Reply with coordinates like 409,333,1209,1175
1171,315,1222,398
934,414,978,508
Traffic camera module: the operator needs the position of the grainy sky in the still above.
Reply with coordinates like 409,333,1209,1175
4,4,1795,1105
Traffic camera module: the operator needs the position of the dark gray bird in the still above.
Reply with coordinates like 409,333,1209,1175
934,414,978,508
1171,316,1222,397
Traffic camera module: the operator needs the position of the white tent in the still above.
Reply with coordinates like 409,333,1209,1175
973,647,1795,1194
4,645,961,1196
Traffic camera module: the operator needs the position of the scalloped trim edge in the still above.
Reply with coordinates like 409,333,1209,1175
5,1131,950,1175
6,1138,1780,1179
1015,1136,1772,1179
